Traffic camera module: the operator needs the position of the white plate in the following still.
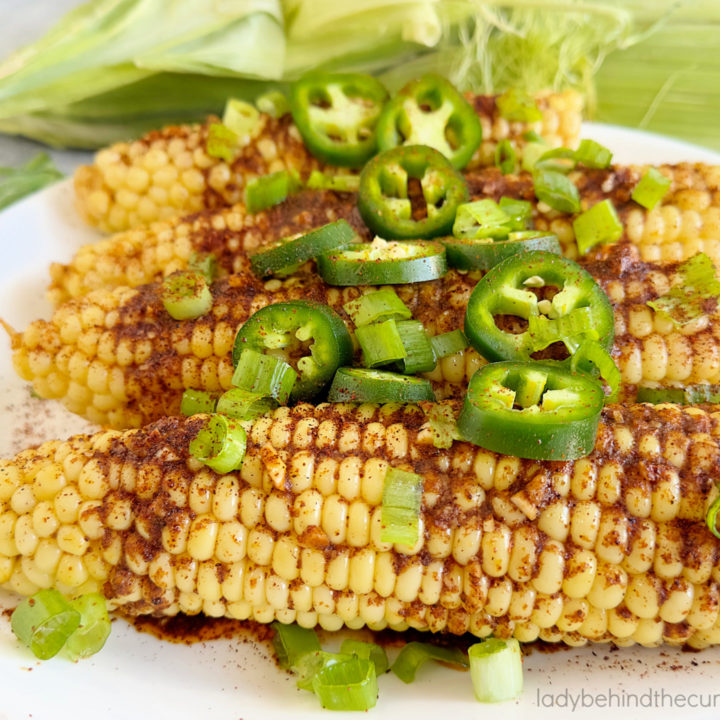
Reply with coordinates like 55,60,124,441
1,125,720,720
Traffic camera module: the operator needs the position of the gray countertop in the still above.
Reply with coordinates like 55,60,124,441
0,0,93,173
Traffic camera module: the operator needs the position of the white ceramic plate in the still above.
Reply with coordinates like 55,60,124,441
2,125,720,720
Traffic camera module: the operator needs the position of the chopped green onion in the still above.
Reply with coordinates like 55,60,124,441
294,651,349,691
707,493,720,540
356,319,406,368
527,306,597,353
206,123,238,163
161,271,213,321
535,146,577,174
532,169,581,214
496,88,542,123
311,655,378,711
271,622,321,670
522,130,545,143
381,467,423,546
11,589,80,660
468,638,523,703
391,641,469,684
637,384,720,405
189,414,247,474
647,253,720,326
231,348,297,404
340,640,389,676
245,170,301,214
216,388,277,420
520,141,547,172
453,199,511,240
424,403,463,449
328,367,436,404
632,167,671,210
256,91,290,119
494,139,516,175
180,389,217,416
306,170,360,193
222,99,260,139
250,220,356,277
574,138,613,169
498,197,532,231
64,593,111,661
573,199,624,255
343,289,412,328
431,329,469,359
570,340,621,402
395,320,436,374
188,252,218,284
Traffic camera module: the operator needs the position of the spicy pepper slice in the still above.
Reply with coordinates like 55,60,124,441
289,71,389,167
358,145,469,239
232,301,353,401
375,74,482,170
464,251,614,362
458,361,604,461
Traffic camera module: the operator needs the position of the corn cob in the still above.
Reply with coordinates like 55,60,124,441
16,244,720,429
54,164,720,307
2,402,720,649
73,91,583,233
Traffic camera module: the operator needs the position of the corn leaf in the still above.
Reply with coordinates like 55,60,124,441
0,153,63,211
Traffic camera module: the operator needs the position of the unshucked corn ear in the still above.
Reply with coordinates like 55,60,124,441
1,402,720,649
56,164,720,306
73,91,582,233
15,244,720,430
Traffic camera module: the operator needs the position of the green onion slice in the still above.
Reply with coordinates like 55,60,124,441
453,199,511,240
222,99,260,139
271,622,321,670
535,146,577,174
317,238,448,286
647,253,720,327
574,138,613,169
311,655,378,711
532,168,581,214
216,388,277,420
706,493,720,540
636,384,720,405
256,91,290,119
206,123,238,163
249,220,356,277
395,320,436,374
189,414,247,474
496,89,542,122
306,170,360,193
431,329,469,359
64,593,111,660
343,289,412,327
498,197,532,231
180,388,218,416
381,467,423,546
632,167,671,210
161,270,213,321
231,348,297,404
11,589,81,660
523,130,545,143
574,199,623,255
494,139,517,175
521,141,548,172
340,640,389,676
356,319,406,368
245,170,301,214
294,651,349,691
391,641,469,684
188,252,218,284
468,638,523,703
328,368,435,404
570,340,621,402
423,403,463,449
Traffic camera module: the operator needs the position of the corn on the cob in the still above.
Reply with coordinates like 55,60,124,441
2,402,720,648
54,163,720,307
16,244,720,429
73,91,583,233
